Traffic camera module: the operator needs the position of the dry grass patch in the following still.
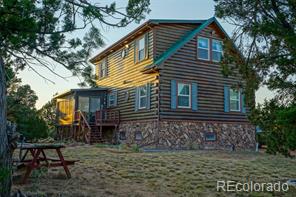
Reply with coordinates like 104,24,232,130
12,145,296,196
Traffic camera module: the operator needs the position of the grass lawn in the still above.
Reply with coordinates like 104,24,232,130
12,145,296,197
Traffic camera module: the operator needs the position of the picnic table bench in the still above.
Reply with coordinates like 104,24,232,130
15,143,78,184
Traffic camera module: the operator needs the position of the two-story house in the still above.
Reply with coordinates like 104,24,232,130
54,17,256,149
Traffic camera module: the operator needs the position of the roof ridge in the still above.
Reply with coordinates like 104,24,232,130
90,18,207,63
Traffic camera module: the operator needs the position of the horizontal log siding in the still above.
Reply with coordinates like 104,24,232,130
159,25,249,122
154,24,197,59
95,30,158,121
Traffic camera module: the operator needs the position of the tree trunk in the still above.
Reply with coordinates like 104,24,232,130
0,56,11,196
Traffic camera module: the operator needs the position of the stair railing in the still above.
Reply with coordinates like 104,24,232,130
76,110,91,144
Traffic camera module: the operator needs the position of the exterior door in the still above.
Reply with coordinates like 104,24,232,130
89,97,101,123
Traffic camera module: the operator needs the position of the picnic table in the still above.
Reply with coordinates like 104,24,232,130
16,143,77,184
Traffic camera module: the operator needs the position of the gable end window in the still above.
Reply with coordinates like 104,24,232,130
135,33,148,63
212,39,223,62
230,88,240,112
99,59,108,78
197,37,209,60
138,36,145,61
177,83,191,108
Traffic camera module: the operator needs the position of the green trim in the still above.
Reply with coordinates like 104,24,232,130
142,17,244,72
143,17,216,71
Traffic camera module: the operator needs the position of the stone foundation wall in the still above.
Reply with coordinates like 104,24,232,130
119,120,256,150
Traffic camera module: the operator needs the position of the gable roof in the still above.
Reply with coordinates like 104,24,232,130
90,17,234,71
142,17,231,72
89,19,206,63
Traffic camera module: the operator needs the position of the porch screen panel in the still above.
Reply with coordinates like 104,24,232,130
78,96,89,112
90,97,100,112
58,100,72,125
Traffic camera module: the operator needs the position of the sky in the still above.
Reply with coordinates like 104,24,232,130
18,0,274,109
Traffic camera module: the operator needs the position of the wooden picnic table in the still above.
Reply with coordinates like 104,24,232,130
16,143,77,184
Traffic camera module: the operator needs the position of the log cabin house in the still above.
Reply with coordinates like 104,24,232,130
54,17,256,149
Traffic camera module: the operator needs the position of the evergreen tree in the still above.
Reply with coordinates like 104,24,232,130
0,0,150,195
214,0,296,156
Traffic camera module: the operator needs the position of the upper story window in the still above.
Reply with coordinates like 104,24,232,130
121,48,128,59
139,85,147,109
177,83,191,108
99,59,107,78
197,37,209,60
138,36,146,62
230,88,240,112
134,34,148,63
212,39,223,62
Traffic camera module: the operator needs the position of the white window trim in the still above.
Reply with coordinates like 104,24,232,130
121,48,126,59
229,88,241,112
137,36,146,62
177,83,191,109
99,59,107,78
108,92,116,107
212,39,223,62
197,37,210,61
138,86,147,109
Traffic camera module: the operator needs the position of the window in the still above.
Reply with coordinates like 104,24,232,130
135,131,143,141
205,132,216,141
230,88,240,111
108,91,117,107
138,36,146,62
119,131,126,140
198,37,209,60
177,83,191,108
212,39,223,62
78,96,89,112
139,85,147,109
121,48,128,59
99,60,107,78
124,90,129,101
90,97,100,113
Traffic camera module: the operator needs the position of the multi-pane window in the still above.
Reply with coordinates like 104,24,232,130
230,88,240,111
177,83,191,108
108,92,116,107
99,60,107,78
139,85,147,109
198,37,209,60
212,39,223,62
138,36,146,62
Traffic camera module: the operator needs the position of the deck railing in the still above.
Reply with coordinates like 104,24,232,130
95,109,120,125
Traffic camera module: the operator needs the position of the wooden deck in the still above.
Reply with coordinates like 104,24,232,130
73,109,120,144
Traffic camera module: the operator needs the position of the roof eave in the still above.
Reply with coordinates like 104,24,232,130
89,20,154,63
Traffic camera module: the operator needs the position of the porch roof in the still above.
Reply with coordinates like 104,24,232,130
53,87,108,99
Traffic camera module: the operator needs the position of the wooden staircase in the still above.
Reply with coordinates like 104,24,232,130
73,109,120,144
89,124,104,144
